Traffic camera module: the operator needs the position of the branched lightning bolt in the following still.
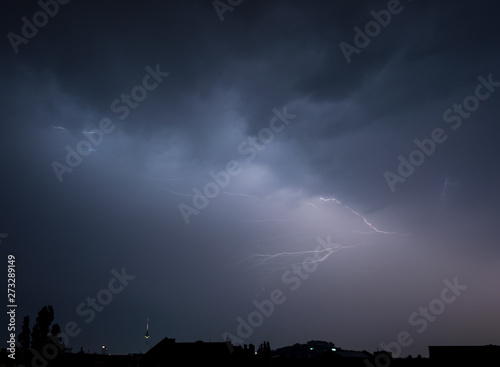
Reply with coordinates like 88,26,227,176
235,235,368,268
82,147,98,153
235,248,335,267
52,125,67,131
82,129,97,135
319,197,407,236
235,196,407,269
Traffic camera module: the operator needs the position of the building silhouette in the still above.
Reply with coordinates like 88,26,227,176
428,344,500,366
2,338,499,366
143,337,234,366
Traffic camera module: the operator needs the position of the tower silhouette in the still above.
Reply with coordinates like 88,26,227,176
145,317,150,352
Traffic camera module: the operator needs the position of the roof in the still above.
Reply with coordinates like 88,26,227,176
145,337,232,361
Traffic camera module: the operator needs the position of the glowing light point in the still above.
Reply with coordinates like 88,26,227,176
145,317,150,352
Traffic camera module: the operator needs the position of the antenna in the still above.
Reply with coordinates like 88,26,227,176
145,317,150,352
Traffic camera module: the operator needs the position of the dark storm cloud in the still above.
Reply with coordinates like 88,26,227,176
1,0,499,357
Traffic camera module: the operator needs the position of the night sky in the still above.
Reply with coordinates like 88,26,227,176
1,0,500,358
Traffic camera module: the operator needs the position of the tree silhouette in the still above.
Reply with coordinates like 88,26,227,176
50,322,62,348
18,316,30,354
257,340,271,357
30,305,60,351
50,323,61,337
